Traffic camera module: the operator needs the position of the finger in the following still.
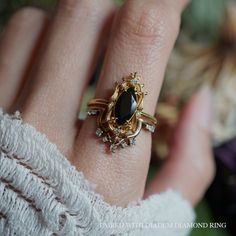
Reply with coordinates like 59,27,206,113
75,0,190,206
0,7,48,111
145,86,216,206
20,0,116,150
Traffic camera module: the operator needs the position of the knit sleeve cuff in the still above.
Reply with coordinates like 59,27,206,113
0,109,195,236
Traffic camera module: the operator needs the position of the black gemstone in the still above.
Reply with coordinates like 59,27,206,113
115,88,137,125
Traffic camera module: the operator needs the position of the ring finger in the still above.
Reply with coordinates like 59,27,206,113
75,0,189,206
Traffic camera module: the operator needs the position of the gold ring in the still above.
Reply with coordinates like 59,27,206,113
87,73,157,152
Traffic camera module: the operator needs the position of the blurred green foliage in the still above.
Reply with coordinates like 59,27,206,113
182,0,225,41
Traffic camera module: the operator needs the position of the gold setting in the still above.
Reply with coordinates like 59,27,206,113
87,73,157,152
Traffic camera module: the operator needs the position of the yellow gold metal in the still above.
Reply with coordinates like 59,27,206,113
87,73,157,152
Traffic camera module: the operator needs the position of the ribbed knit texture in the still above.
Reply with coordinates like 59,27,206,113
0,109,195,236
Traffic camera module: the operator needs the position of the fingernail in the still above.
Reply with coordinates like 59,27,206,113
197,85,213,130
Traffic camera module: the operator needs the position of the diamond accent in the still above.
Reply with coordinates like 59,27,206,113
114,128,121,135
120,140,128,148
96,128,103,137
87,110,99,116
131,79,138,85
129,138,136,146
110,144,118,153
102,136,109,143
145,124,155,133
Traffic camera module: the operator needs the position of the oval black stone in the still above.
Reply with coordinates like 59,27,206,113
114,88,137,125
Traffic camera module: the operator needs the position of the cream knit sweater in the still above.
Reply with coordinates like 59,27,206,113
0,109,195,236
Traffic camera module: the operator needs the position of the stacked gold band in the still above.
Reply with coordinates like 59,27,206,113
88,98,157,132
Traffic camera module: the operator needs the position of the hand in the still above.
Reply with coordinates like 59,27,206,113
0,0,215,207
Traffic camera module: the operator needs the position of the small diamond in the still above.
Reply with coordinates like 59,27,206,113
145,124,155,133
131,80,138,85
96,128,103,137
114,128,121,135
110,144,117,153
103,136,109,143
87,110,99,116
120,140,128,148
129,138,136,146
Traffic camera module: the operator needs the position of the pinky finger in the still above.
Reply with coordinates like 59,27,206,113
145,86,216,206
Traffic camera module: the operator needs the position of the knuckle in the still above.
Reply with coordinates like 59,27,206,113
118,0,180,45
10,7,47,24
58,0,113,22
58,0,84,15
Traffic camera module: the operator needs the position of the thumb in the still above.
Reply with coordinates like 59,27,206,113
145,86,216,206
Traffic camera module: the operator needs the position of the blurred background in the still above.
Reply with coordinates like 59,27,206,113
0,0,235,236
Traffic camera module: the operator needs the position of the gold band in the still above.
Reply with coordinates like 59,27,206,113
87,73,157,152
88,99,157,126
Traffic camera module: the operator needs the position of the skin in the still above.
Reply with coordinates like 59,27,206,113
0,0,215,208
